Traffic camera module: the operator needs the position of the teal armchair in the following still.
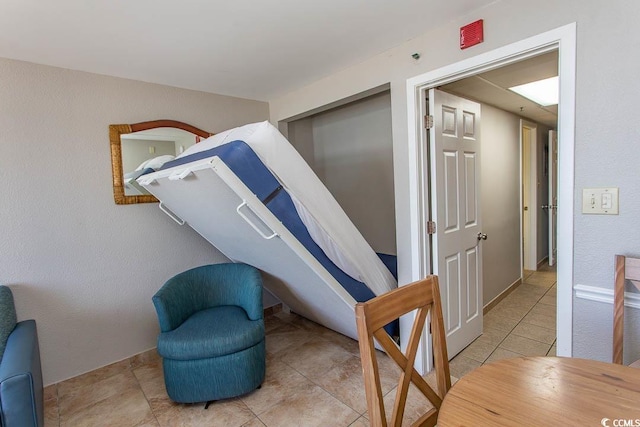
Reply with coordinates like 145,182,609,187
152,263,265,404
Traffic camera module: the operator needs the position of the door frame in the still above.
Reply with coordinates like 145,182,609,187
521,120,538,272
548,130,558,266
405,23,575,372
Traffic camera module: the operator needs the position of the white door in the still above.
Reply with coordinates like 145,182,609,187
429,89,483,358
548,130,558,266
521,121,538,271
522,127,532,269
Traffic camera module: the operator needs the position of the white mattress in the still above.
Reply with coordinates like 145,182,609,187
177,121,396,296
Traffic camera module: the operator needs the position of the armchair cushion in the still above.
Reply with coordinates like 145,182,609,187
157,306,264,360
0,286,17,361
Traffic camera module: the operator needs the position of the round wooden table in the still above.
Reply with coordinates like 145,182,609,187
438,356,640,426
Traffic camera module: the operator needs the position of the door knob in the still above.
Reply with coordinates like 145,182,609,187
477,232,488,241
541,205,549,210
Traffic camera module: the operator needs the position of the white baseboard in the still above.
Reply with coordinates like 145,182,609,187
537,256,549,269
484,277,522,314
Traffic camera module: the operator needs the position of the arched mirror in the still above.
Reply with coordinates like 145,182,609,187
110,120,213,204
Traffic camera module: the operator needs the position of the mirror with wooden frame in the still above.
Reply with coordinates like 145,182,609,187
110,120,213,204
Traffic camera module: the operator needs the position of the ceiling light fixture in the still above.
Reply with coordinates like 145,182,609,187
509,76,559,106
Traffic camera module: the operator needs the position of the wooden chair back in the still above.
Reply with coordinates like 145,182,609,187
355,276,451,427
613,255,640,366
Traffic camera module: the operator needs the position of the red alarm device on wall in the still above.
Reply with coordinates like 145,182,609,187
460,19,484,49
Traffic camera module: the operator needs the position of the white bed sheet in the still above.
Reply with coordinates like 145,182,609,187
176,121,396,296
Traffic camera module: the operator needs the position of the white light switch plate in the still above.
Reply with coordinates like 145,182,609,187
582,187,619,215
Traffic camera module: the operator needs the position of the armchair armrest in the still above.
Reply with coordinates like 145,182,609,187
152,277,201,333
0,320,44,427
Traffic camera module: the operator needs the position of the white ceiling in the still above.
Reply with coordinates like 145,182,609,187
442,51,559,127
0,0,496,101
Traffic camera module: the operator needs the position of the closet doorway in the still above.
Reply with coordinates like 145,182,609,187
282,87,396,257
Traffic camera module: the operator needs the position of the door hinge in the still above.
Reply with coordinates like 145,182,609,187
427,221,436,234
424,115,434,130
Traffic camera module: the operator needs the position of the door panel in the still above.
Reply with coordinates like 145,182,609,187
463,111,476,138
466,247,479,319
443,107,457,136
429,89,483,359
444,253,461,334
464,153,477,225
444,151,459,231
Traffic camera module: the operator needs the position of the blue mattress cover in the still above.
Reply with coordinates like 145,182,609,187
376,253,398,281
160,141,398,335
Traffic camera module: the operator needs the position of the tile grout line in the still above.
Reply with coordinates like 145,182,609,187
269,314,373,418
486,300,553,362
130,360,162,427
270,324,368,418
482,274,557,364
55,383,60,427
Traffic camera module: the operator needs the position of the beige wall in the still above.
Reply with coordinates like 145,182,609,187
480,104,522,305
0,57,269,384
287,117,316,169
269,0,640,361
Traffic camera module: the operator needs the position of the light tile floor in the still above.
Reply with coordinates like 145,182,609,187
44,266,556,427
449,264,557,379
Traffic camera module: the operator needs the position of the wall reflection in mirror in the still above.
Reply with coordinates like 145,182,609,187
110,120,212,205
121,128,202,196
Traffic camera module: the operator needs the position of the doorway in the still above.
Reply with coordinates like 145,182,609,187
427,78,555,365
405,23,576,373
